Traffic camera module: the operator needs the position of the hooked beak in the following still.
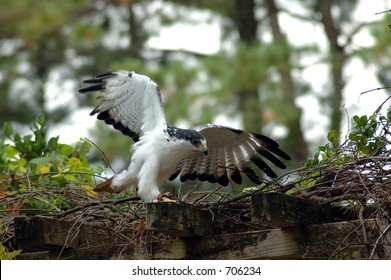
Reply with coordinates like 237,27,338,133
202,144,208,156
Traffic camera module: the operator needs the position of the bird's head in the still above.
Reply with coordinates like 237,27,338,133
167,126,208,156
190,136,208,156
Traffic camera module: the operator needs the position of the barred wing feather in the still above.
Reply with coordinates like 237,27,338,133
169,124,291,185
79,70,166,142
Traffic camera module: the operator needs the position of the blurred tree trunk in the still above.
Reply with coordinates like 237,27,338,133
232,0,257,44
264,0,309,163
320,0,346,137
128,2,145,59
231,0,263,133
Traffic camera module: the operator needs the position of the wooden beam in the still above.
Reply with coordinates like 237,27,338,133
301,219,378,258
189,220,379,259
189,227,303,259
14,216,113,249
146,202,215,237
15,218,381,260
251,193,347,227
17,244,138,260
16,238,189,260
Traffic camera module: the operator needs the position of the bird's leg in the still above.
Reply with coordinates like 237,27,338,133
137,172,161,203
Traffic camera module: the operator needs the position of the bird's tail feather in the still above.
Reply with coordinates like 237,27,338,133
94,176,136,193
94,177,116,192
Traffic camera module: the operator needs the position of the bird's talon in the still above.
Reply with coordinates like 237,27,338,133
153,192,177,203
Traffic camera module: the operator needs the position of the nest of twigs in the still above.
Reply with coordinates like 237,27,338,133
1,103,390,259
2,144,389,259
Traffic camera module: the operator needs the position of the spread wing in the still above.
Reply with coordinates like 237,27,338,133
79,70,166,142
169,124,291,185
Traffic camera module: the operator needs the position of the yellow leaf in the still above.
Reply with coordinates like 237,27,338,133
84,185,98,198
38,163,51,173
68,157,82,167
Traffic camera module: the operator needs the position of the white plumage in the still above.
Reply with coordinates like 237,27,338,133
79,70,290,202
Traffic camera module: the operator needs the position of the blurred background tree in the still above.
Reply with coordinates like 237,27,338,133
0,0,390,174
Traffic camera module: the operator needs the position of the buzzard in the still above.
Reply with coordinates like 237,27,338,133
79,70,290,202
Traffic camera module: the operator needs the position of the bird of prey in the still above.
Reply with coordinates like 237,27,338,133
79,70,291,202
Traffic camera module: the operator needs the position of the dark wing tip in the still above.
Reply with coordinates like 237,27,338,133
257,149,288,169
216,175,229,186
243,168,263,184
169,172,180,181
250,155,278,178
79,83,105,94
266,146,291,161
97,111,111,121
79,71,117,94
180,172,197,182
229,168,242,184
253,133,291,161
95,71,117,79
196,173,208,182
82,78,103,84
195,173,217,184
279,150,291,161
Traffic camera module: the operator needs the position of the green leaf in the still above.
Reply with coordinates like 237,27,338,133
4,145,19,158
29,157,51,166
37,113,46,126
64,174,76,182
14,133,21,143
60,144,73,156
54,154,67,162
78,141,91,156
0,244,21,260
359,115,368,126
16,158,28,167
3,122,13,138
327,129,338,142
93,165,104,174
48,136,59,151
4,249,22,260
242,186,259,193
348,133,357,141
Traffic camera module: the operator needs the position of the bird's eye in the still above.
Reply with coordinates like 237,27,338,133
191,139,200,146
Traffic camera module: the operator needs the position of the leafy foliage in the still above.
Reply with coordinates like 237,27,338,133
306,102,391,167
0,114,104,213
241,102,391,195
0,114,141,259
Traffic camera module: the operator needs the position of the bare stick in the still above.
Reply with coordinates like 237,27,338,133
369,223,391,259
84,137,116,174
360,86,391,95
375,9,391,15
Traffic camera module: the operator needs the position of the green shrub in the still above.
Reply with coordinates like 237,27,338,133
0,114,104,212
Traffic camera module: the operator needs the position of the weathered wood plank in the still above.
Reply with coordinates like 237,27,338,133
148,238,188,259
189,227,303,259
189,220,380,259
17,244,137,260
15,218,381,259
251,193,346,227
301,219,380,258
16,239,189,260
146,202,215,237
14,216,112,249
